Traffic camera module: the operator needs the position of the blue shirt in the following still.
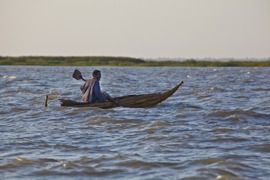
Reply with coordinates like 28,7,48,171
92,80,106,102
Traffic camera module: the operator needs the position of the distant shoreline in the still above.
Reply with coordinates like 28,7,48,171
1,56,270,67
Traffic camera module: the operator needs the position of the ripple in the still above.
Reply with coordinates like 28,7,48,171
250,143,270,153
210,128,234,133
117,160,178,168
191,157,254,179
207,109,270,122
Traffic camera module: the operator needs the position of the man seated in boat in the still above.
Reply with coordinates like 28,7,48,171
80,70,111,103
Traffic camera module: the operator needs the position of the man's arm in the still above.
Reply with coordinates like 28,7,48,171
80,80,89,94
80,83,86,94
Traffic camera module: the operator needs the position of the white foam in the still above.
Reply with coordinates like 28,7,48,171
3,75,16,79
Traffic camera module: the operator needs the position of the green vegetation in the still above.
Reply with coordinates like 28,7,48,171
0,56,145,66
0,56,269,66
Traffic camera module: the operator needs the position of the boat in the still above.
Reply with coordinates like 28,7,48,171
59,81,184,109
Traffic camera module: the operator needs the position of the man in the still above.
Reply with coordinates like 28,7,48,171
80,70,110,103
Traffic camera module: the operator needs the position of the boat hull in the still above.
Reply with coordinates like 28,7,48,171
59,81,184,109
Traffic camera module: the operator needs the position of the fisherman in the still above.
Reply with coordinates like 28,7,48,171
80,70,111,103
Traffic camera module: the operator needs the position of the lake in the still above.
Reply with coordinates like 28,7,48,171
0,66,269,179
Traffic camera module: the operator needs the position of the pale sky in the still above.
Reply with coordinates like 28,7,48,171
0,0,269,59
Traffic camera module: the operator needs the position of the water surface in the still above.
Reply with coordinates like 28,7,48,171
0,66,269,179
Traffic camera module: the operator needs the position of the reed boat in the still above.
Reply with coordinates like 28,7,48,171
59,81,184,109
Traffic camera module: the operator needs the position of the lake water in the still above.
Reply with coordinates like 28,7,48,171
0,66,270,180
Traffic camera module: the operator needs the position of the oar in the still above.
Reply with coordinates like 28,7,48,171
72,69,86,82
72,69,120,106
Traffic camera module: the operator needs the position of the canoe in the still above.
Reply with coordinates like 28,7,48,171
59,81,184,109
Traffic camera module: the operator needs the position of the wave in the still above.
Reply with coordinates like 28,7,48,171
0,157,54,170
2,75,16,79
190,157,253,179
207,109,270,122
117,160,178,168
249,143,270,153
84,116,144,126
210,127,234,133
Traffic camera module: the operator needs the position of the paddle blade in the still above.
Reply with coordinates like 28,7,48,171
72,69,87,81
72,69,82,80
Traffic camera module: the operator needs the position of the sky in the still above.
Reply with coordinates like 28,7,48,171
0,0,270,59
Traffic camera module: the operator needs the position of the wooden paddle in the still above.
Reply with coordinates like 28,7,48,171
72,69,120,106
72,69,86,82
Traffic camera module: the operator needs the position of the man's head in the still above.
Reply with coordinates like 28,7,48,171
92,70,101,80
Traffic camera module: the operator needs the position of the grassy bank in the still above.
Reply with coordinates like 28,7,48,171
0,56,270,66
